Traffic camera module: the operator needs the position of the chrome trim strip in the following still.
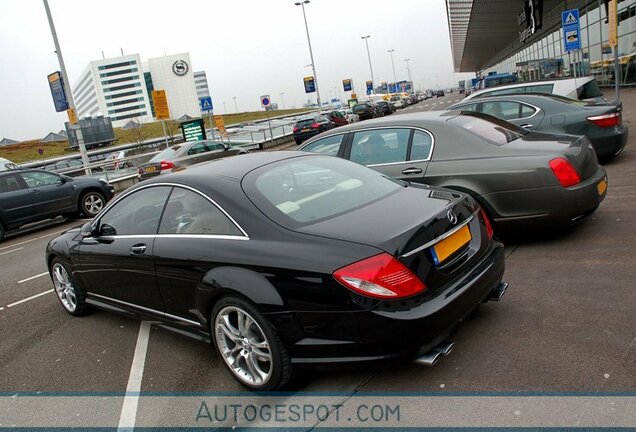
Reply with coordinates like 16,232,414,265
96,234,248,241
400,210,477,258
88,293,203,327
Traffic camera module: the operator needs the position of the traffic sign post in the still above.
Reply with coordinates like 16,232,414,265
343,79,353,92
152,90,171,149
608,0,620,101
200,96,214,141
303,76,316,93
365,80,373,94
47,71,68,112
261,95,275,149
562,9,581,53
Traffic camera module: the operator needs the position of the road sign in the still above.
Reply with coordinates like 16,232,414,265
365,80,373,93
67,107,77,125
181,118,206,142
200,96,213,112
343,79,352,92
214,115,227,136
152,90,170,120
562,9,581,52
260,95,271,108
608,0,618,47
47,71,68,112
303,76,316,93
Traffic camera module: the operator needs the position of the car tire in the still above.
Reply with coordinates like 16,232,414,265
0,222,5,243
80,191,106,218
295,139,302,145
50,258,90,316
211,296,292,391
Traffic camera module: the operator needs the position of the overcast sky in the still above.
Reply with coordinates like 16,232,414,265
0,0,474,141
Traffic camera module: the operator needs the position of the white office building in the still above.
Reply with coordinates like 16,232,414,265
72,54,152,127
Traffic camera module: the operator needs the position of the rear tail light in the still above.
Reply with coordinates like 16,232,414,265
549,157,581,188
160,161,175,170
311,123,320,129
479,207,494,240
587,112,620,128
333,253,427,299
293,127,299,133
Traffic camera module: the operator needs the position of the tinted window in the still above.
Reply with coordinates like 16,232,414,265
483,87,526,97
352,104,368,113
98,186,171,236
158,188,242,236
520,104,537,117
449,113,528,145
19,171,63,187
248,156,401,226
206,142,225,151
350,128,410,165
296,119,314,128
454,103,478,112
577,79,603,99
187,142,208,155
410,130,433,160
482,101,524,120
302,135,344,156
0,174,24,193
150,146,179,163
524,84,553,94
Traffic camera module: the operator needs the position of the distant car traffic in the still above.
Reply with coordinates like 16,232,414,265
292,114,336,144
298,110,608,230
449,93,628,161
434,90,445,97
464,77,606,103
0,169,114,241
46,151,507,390
138,140,248,180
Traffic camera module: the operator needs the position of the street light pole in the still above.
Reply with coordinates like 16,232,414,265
361,35,376,93
280,92,286,109
388,49,397,89
43,0,91,175
232,96,238,113
295,0,322,108
404,58,412,92
223,101,227,114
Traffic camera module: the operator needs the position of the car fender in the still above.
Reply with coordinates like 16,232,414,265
434,182,495,217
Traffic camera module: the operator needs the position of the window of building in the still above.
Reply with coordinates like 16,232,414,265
106,97,145,107
101,75,139,85
99,68,138,78
98,60,137,71
104,82,142,93
111,111,148,121
108,104,147,115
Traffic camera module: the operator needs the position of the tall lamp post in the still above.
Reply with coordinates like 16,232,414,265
232,96,238,113
295,0,322,108
387,49,397,90
404,58,413,90
361,35,376,93
279,92,286,109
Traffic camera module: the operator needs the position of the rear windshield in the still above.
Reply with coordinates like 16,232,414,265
244,156,401,227
448,112,528,145
352,104,368,112
577,79,603,99
150,146,179,162
295,119,315,127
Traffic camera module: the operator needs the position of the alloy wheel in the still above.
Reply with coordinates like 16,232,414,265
83,193,104,216
52,263,77,313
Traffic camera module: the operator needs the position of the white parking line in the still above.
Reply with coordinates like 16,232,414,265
118,321,151,430
0,247,24,256
0,228,69,252
6,289,54,308
17,272,49,284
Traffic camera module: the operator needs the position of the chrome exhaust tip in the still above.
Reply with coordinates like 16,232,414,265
434,340,455,357
414,350,442,367
489,282,508,301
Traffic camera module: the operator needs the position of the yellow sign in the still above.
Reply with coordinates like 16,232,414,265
608,0,618,47
351,92,357,99
67,107,77,124
214,115,227,136
152,90,170,120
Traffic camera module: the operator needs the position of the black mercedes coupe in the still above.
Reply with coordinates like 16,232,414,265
46,152,507,390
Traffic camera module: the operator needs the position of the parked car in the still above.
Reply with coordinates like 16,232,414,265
292,114,336,144
46,151,507,390
43,158,86,177
376,100,396,115
103,150,135,171
320,110,349,127
352,102,379,120
434,90,445,97
138,140,248,180
0,157,20,172
464,76,607,103
338,108,360,123
390,95,405,109
298,111,608,230
448,94,628,161
0,169,114,241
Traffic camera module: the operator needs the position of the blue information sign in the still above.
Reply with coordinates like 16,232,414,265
365,80,373,92
343,79,352,92
47,71,69,112
562,9,581,52
303,76,316,93
200,96,213,112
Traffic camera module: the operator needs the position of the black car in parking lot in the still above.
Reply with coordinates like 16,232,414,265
0,169,114,241
352,102,379,120
292,114,335,144
46,152,507,390
376,100,396,115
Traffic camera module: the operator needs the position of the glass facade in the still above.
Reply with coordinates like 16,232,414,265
484,0,636,86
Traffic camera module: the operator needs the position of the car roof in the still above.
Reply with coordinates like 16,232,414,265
466,77,594,100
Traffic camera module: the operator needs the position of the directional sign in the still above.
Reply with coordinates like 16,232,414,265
214,115,227,136
365,80,373,93
608,0,618,47
152,90,170,120
67,107,78,125
47,71,69,112
260,95,271,108
181,118,206,142
303,76,316,93
200,96,213,112
562,9,581,52
343,79,352,92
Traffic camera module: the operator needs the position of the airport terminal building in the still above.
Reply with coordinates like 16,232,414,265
72,53,202,127
447,0,636,86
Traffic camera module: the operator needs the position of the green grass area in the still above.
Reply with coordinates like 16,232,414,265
1,108,309,164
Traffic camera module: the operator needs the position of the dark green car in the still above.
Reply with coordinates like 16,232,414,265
448,94,628,161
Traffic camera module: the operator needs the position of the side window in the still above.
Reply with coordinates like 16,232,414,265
98,186,171,236
301,135,344,156
206,142,225,151
0,174,25,193
488,87,525,96
187,142,208,155
482,101,523,120
19,171,63,188
410,130,433,161
520,104,537,118
454,103,478,112
350,128,410,165
524,84,553,94
158,188,243,236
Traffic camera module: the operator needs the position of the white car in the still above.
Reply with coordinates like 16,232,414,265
390,95,405,109
338,109,359,123
464,77,607,102
0,157,19,171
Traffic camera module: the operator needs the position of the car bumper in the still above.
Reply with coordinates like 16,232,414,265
294,130,321,143
138,170,163,181
590,126,628,158
274,242,506,366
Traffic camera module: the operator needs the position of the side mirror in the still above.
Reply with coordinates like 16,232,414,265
223,143,231,150
79,222,96,238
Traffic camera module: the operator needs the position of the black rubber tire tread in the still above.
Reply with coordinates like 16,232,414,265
211,296,293,391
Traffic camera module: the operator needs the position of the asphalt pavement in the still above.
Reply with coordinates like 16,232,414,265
0,91,634,428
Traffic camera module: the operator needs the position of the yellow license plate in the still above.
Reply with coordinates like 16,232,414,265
302,128,311,132
431,225,471,265
597,179,607,195
144,166,157,173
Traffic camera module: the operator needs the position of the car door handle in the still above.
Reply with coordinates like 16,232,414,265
130,244,147,255
401,167,423,175
520,124,533,129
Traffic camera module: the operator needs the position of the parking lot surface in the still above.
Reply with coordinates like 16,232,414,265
0,92,634,427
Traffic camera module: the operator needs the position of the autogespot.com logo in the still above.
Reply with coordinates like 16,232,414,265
172,60,189,76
